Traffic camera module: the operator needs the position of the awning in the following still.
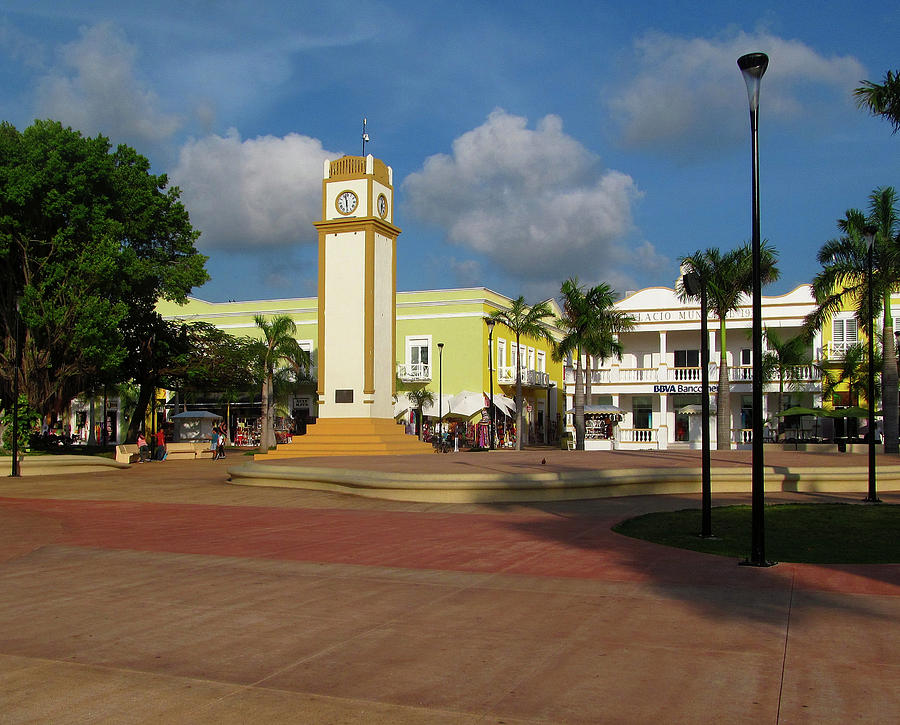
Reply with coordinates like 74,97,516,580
170,410,222,420
447,390,487,418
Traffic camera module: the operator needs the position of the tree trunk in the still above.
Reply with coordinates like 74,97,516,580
882,311,898,453
515,333,523,450
573,354,585,450
126,380,153,443
716,322,731,450
259,374,270,451
267,375,275,449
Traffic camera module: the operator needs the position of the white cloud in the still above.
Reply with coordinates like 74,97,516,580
172,129,340,250
403,110,643,289
34,22,180,144
610,30,865,151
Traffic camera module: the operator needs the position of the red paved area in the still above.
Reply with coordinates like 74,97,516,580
0,456,898,723
2,495,899,597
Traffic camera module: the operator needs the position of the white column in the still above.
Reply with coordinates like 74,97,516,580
658,393,668,450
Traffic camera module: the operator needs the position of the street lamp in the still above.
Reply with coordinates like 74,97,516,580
863,225,881,503
683,272,712,537
9,296,22,477
738,51,773,566
485,318,496,450
438,342,444,446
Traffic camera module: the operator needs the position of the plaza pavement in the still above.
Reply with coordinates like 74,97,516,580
0,450,898,723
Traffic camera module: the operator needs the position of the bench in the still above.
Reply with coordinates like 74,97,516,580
115,444,140,464
163,441,216,460
117,441,217,463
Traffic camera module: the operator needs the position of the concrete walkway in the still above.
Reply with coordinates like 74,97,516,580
0,455,898,723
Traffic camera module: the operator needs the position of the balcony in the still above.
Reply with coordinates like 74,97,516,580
821,341,855,360
397,362,431,383
498,366,550,387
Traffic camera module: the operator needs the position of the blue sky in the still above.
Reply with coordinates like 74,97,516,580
2,1,898,303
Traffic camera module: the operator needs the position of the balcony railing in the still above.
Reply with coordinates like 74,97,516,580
618,428,657,444
822,341,855,360
397,362,431,382
498,367,550,387
673,366,701,382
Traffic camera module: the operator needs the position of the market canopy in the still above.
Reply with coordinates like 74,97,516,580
171,410,222,419
678,404,716,416
567,404,624,414
446,390,486,418
774,406,820,417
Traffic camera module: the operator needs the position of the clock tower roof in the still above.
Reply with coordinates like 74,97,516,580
325,154,392,186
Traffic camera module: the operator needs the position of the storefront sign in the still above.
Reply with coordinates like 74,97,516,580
653,384,718,394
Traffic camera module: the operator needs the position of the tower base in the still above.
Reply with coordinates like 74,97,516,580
254,418,433,460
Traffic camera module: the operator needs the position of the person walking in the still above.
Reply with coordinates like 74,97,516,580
213,424,227,460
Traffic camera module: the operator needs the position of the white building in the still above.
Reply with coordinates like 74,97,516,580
563,283,822,450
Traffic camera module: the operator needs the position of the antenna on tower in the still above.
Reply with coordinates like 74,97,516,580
361,117,370,156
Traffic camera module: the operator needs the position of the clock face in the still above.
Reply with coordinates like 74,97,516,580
336,190,358,215
377,194,388,219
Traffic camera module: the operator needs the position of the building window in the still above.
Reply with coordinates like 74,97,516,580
536,350,546,373
741,348,752,366
674,349,700,367
833,316,858,352
633,395,652,429
527,347,535,371
497,339,507,369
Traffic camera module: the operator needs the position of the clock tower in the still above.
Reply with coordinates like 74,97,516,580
314,154,398,420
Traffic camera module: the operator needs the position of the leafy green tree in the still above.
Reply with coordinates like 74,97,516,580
679,243,780,450
804,188,900,453
761,328,813,437
820,341,881,409
251,314,310,451
0,120,208,421
554,278,633,450
406,386,435,440
487,296,555,450
855,70,900,134
0,395,40,455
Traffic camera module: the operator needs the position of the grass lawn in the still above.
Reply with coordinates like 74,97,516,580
613,503,900,564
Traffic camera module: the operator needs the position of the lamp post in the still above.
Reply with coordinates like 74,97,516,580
684,272,712,537
438,342,444,445
485,319,496,450
9,296,22,477
738,51,772,566
863,225,880,503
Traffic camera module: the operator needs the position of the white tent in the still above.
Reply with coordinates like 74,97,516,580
447,390,487,418
489,394,516,417
171,410,222,442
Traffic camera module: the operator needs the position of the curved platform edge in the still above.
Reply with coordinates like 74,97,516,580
226,461,900,504
0,455,130,476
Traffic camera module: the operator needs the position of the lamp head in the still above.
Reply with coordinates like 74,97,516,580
438,342,444,349
863,225,877,250
738,52,769,112
682,271,702,297
485,317,495,333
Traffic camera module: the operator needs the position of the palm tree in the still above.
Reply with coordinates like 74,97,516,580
855,70,900,134
554,278,633,450
680,243,779,450
804,188,900,453
487,296,555,450
820,341,881,408
406,386,435,440
761,328,813,438
252,314,309,451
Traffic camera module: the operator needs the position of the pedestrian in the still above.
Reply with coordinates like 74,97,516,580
155,427,167,460
136,432,150,462
215,424,227,460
